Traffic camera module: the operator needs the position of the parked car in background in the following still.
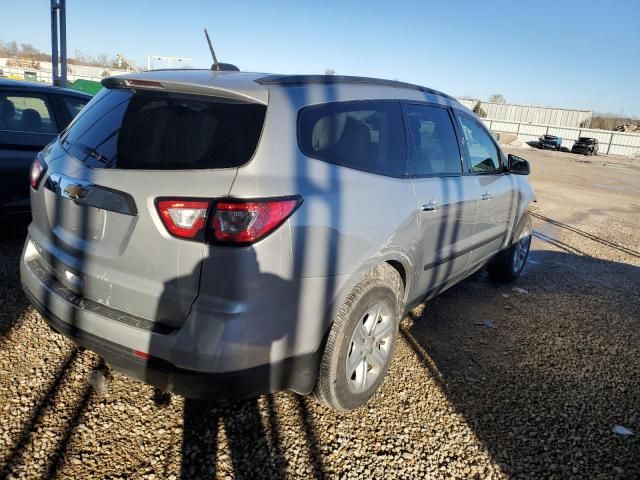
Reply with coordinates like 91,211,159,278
538,134,562,150
571,137,599,155
21,71,535,411
0,79,91,216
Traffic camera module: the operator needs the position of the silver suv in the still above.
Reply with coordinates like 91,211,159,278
21,72,534,411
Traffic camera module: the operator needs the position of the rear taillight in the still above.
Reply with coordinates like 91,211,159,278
156,196,301,244
30,155,47,190
156,200,210,239
211,197,302,245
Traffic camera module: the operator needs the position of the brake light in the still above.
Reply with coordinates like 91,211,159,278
30,155,47,189
211,197,302,245
124,79,164,89
156,200,210,239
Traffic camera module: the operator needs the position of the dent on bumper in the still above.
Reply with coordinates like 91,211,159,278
23,285,321,398
20,239,328,397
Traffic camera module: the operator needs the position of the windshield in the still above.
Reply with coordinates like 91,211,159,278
578,137,594,143
60,88,266,170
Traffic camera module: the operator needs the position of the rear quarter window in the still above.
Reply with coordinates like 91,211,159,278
62,96,89,119
61,88,266,170
298,100,407,177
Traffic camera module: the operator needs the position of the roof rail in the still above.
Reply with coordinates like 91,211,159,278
255,74,453,99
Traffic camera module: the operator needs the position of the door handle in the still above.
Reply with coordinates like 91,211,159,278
481,192,493,201
421,200,439,212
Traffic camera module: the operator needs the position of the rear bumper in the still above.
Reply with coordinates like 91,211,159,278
571,146,591,154
23,285,321,399
20,237,329,399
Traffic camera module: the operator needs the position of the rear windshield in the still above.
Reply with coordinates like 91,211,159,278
578,137,595,143
543,135,557,140
60,88,266,169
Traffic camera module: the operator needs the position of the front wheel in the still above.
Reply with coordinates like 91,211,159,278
314,264,403,411
487,213,533,283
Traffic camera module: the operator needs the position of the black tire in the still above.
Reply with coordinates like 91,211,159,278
487,213,533,283
314,264,403,411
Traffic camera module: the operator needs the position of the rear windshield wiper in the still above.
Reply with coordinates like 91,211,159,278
62,138,117,168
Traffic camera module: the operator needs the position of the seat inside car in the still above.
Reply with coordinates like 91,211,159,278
0,99,16,129
20,108,42,132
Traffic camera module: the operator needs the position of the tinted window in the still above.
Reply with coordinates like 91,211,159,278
61,88,266,170
405,104,461,176
298,101,406,177
456,113,501,173
62,96,89,119
0,94,57,134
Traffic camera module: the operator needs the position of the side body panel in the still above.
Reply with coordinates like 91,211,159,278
470,173,518,263
224,86,421,365
409,175,479,301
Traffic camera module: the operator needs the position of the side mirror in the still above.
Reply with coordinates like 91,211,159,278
508,154,530,175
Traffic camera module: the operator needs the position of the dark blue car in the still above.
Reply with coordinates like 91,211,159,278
0,79,91,215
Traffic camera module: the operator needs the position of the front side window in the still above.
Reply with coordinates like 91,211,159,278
298,101,406,177
456,113,501,174
0,93,57,134
405,104,462,176
60,88,266,170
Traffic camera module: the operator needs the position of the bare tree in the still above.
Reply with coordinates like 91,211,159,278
73,49,88,64
324,68,335,75
95,53,110,67
6,41,18,56
488,93,506,104
19,43,39,57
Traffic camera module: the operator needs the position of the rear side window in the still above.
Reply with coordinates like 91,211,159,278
405,104,462,176
0,94,57,134
298,101,406,177
61,88,266,170
456,113,501,174
62,96,89,119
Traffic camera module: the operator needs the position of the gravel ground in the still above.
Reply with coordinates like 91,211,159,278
1,149,639,479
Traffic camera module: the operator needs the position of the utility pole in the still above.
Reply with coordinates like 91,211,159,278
50,0,68,86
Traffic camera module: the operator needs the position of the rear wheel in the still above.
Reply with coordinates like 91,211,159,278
488,213,533,283
314,264,403,411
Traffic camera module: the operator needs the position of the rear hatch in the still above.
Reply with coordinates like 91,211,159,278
29,80,267,328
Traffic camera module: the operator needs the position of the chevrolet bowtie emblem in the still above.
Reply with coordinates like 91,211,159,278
63,184,89,200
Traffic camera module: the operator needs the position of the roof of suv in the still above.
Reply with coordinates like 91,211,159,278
102,69,462,108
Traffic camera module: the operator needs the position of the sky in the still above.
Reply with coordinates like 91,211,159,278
2,0,639,115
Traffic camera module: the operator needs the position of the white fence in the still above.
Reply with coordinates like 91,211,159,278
459,99,592,128
0,60,130,83
482,118,640,158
